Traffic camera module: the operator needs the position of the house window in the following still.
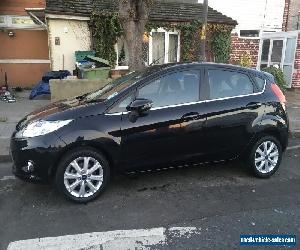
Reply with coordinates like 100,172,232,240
115,37,129,69
152,32,166,64
114,28,180,69
239,30,260,38
0,16,7,26
0,15,39,28
149,28,180,65
258,35,297,87
168,34,179,63
11,16,35,25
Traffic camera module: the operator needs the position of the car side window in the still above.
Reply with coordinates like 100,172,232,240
137,70,200,108
208,69,254,100
108,94,134,113
254,76,266,91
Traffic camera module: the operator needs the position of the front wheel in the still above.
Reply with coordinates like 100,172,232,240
248,136,282,178
55,147,110,203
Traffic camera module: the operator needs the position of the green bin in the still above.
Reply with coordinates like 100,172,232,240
79,56,111,80
75,51,95,62
81,67,111,80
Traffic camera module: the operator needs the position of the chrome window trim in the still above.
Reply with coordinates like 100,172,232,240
105,79,266,114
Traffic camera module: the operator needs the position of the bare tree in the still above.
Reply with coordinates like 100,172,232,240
118,0,152,71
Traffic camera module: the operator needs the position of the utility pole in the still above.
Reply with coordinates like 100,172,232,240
297,11,300,30
200,0,208,61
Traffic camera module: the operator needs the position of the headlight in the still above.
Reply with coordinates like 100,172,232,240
20,120,73,138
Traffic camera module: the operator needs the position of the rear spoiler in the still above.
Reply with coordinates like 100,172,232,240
262,71,275,83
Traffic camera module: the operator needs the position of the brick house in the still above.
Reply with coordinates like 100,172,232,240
0,0,50,88
200,0,300,89
198,0,286,67
44,0,236,75
282,0,300,31
256,0,300,89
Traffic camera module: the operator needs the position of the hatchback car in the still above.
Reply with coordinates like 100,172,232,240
11,63,288,203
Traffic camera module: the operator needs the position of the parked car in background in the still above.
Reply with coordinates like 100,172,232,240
10,63,288,203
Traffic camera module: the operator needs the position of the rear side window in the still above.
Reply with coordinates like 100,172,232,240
208,69,254,99
254,76,266,91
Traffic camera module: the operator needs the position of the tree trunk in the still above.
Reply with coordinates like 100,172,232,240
118,0,150,71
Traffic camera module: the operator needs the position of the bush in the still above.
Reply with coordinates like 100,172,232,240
262,66,287,92
238,52,253,68
211,31,231,63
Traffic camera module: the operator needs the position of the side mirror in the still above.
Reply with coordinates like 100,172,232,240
126,98,153,114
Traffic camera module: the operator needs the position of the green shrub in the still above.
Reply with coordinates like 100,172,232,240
238,52,253,68
211,31,231,63
262,66,287,92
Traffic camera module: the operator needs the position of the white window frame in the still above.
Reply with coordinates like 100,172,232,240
115,43,129,70
0,15,8,27
238,29,261,39
0,15,40,29
257,31,299,88
114,28,181,70
149,28,180,65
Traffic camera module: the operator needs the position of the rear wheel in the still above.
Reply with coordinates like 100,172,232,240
55,148,110,203
248,136,282,178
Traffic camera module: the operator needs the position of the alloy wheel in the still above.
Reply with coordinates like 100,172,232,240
63,157,103,198
254,141,279,174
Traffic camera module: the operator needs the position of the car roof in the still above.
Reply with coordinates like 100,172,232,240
148,62,269,79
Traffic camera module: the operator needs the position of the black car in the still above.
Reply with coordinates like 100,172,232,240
11,63,288,203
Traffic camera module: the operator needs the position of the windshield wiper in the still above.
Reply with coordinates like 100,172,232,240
76,93,89,101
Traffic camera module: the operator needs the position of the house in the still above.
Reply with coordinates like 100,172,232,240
198,0,300,89
44,0,237,75
0,0,50,87
283,0,300,31
256,0,300,89
198,0,286,67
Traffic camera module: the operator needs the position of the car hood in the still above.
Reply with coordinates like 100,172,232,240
16,98,107,130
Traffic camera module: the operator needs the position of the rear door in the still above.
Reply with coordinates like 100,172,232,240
203,66,265,160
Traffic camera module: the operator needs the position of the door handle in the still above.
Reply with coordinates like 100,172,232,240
181,112,199,121
246,102,262,109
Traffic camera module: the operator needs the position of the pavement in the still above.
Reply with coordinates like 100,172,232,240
0,91,50,161
0,141,300,249
286,90,300,137
1,89,300,162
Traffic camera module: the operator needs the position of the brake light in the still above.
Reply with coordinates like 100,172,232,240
271,83,286,104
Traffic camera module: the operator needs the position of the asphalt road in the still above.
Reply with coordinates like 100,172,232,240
1,139,300,249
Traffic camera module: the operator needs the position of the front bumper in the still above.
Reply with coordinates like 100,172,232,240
10,132,66,182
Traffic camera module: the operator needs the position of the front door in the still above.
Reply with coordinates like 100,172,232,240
119,68,207,171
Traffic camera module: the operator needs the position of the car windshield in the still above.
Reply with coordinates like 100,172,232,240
83,71,144,102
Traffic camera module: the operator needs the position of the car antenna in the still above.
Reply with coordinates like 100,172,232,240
149,46,178,66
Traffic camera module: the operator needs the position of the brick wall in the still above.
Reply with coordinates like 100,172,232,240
230,33,260,67
292,33,300,88
282,0,290,31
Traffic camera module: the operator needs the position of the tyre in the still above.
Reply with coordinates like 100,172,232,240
248,136,282,178
55,147,110,203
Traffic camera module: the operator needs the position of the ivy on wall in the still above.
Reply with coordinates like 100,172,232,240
210,31,231,63
146,21,233,63
90,12,123,66
90,11,234,66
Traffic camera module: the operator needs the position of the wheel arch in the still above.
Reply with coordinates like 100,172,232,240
245,127,287,155
48,141,118,181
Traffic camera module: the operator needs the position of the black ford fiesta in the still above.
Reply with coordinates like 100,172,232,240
11,63,288,203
